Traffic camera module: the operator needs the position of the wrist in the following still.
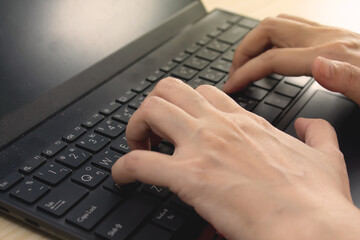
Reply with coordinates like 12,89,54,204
258,195,360,240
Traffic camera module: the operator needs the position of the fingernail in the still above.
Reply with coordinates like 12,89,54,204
317,56,334,80
222,80,230,92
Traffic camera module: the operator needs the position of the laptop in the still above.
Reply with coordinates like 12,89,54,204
1,0,359,239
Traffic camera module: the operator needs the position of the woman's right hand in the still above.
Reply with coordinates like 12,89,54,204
223,14,360,105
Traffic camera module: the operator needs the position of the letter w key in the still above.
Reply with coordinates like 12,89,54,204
92,149,122,172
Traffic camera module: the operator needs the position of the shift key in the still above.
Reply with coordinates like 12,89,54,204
95,195,156,240
66,189,121,230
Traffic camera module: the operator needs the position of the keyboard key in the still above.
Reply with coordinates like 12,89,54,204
116,90,137,104
10,178,50,204
76,133,110,153
153,206,186,232
92,149,122,172
207,40,230,53
171,66,198,80
173,52,190,63
196,48,220,61
131,80,152,93
147,70,165,82
185,43,201,54
199,68,225,83
62,126,86,143
214,77,227,90
37,182,88,217
160,61,178,72
221,50,234,62
265,93,292,109
253,103,282,123
71,165,108,189
99,102,121,116
243,86,269,101
227,15,242,24
141,184,171,198
110,133,130,154
218,25,249,44
269,73,284,81
132,224,172,240
18,155,46,174
143,83,157,96
56,147,91,168
66,189,121,231
275,83,301,98
95,195,156,240
95,120,126,138
184,56,209,71
41,140,67,157
34,162,71,185
152,142,174,155
128,95,146,109
112,106,135,124
232,41,241,51
0,172,23,191
81,113,104,128
103,177,138,196
196,36,212,46
186,78,214,89
252,77,279,90
207,29,222,38
238,18,258,29
232,96,258,111
169,195,193,212
217,22,232,31
284,76,311,88
211,59,232,73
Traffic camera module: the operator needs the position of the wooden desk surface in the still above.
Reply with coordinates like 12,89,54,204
1,0,359,239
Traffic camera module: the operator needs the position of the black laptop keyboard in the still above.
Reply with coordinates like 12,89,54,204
0,15,311,240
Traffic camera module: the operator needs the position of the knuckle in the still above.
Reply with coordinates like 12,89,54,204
333,148,345,162
142,95,160,108
154,77,182,92
259,17,278,30
195,125,229,152
140,96,162,115
321,40,358,57
195,84,215,92
244,112,273,131
122,151,141,172
276,13,288,18
254,114,272,127
262,48,277,62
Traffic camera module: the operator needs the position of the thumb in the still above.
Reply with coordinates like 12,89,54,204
312,56,360,105
294,118,340,154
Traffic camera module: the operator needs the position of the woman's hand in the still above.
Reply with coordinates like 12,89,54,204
112,78,360,240
224,14,360,105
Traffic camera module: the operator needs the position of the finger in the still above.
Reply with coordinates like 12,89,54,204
277,14,322,26
312,56,360,105
294,118,339,154
223,47,316,93
126,95,195,150
230,17,315,74
150,77,210,117
112,150,178,186
195,85,241,113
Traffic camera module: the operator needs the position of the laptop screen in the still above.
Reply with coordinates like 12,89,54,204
0,0,196,121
